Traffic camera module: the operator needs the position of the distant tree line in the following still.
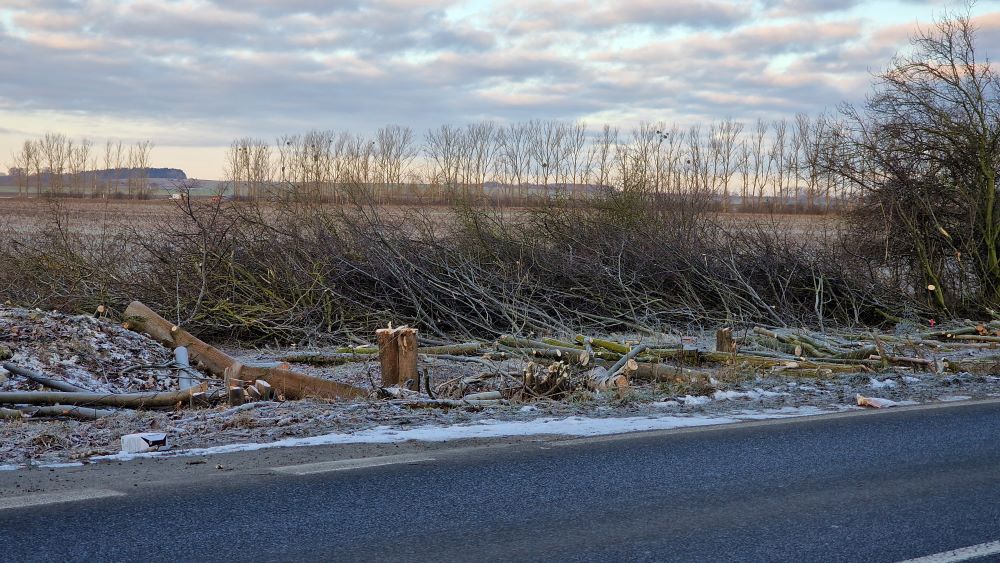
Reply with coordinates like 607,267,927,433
6,134,158,198
223,116,858,211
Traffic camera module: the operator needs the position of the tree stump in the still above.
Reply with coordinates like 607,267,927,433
715,328,734,353
376,326,419,387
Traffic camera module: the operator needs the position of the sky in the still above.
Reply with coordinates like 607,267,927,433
2,0,1000,179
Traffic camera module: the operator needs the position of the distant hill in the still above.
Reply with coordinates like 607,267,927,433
92,168,188,181
2,167,187,184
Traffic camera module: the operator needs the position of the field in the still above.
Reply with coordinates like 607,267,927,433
0,196,837,237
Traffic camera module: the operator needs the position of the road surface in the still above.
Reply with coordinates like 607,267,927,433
2,401,999,562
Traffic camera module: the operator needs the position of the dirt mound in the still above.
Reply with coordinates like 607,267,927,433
0,307,174,394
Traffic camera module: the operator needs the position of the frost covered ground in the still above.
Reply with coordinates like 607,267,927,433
2,307,1000,466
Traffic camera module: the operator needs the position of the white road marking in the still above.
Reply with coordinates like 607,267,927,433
271,454,436,475
0,488,125,511
899,540,1000,563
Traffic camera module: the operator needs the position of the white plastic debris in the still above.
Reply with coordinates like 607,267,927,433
856,394,898,409
121,432,167,454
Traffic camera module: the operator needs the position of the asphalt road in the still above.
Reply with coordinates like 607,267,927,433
3,402,1000,562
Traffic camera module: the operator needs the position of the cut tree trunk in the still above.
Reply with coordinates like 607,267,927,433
0,385,206,409
376,326,419,387
398,328,419,389
18,405,114,420
2,362,89,392
715,328,733,353
376,328,400,386
123,301,365,400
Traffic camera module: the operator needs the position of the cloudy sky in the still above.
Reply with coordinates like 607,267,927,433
2,0,999,179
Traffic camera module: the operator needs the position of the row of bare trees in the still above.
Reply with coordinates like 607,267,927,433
223,117,859,209
7,135,154,198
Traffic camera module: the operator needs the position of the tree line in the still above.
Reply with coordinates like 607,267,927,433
6,134,155,198
223,115,857,211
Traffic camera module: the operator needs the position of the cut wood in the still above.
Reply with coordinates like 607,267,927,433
951,334,1000,343
2,362,89,392
607,344,649,378
0,384,207,409
228,385,245,406
715,328,734,353
398,328,419,389
463,391,502,401
415,342,482,355
124,301,365,400
626,362,714,383
18,405,114,420
376,328,400,386
585,366,630,391
576,336,630,354
174,347,195,390
255,380,273,401
376,326,419,388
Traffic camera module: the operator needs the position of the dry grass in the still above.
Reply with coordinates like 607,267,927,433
0,194,919,343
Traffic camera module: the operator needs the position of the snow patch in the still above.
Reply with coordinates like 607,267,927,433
652,400,680,408
679,395,711,405
713,388,786,401
937,395,972,402
91,408,843,463
869,378,898,389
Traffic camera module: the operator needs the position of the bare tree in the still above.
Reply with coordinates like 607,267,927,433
836,7,1000,309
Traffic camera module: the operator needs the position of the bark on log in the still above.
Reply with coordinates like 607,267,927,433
501,336,616,362
0,385,206,408
2,362,89,392
415,342,482,355
255,380,273,401
18,405,115,420
576,336,630,354
607,344,649,377
174,347,195,390
376,328,401,386
627,362,715,382
228,386,245,406
278,353,377,366
398,328,419,389
715,328,733,353
951,334,1000,343
123,301,365,400
463,391,502,400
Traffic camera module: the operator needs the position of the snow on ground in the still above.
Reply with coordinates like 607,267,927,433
869,377,898,389
93,406,837,462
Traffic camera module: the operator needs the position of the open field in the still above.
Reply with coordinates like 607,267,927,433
0,196,838,237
